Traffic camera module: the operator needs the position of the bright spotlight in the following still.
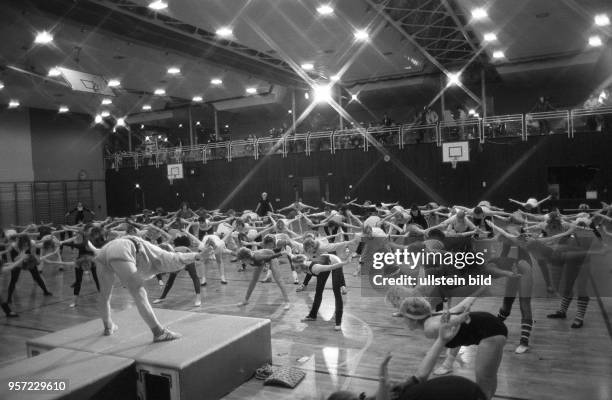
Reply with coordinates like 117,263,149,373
167,67,181,74
468,109,476,115
246,87,257,94
192,96,203,102
288,109,292,114
107,79,121,87
211,78,223,85
589,35,603,47
595,14,610,26
100,111,111,118
471,8,488,20
313,84,332,104
350,93,358,101
142,104,152,111
58,105,69,113
0,81,3,90
330,74,340,82
48,67,62,77
317,5,334,15
483,32,497,42
154,88,166,95
301,63,314,71
196,121,201,126
116,117,126,127
34,31,53,44
101,98,112,105
148,1,168,11
304,92,310,100
94,114,103,124
216,27,233,38
447,72,461,86
492,50,505,59
354,29,369,41
8,100,20,109
135,183,140,189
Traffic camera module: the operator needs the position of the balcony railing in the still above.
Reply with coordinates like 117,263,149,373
105,106,612,170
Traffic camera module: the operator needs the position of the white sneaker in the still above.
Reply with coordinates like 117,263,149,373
158,280,164,286
334,325,342,331
341,286,348,295
283,303,291,310
69,302,77,308
292,270,299,284
194,296,202,307
515,344,529,354
433,362,453,375
152,299,164,304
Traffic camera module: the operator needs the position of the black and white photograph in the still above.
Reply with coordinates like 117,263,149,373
0,1,611,399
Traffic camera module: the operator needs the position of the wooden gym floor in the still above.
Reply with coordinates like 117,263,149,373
1,248,611,400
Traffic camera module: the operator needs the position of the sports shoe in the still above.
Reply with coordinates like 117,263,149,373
104,323,118,336
334,325,342,331
571,320,584,329
153,328,182,342
296,284,306,292
341,286,348,295
152,298,165,304
301,316,316,322
546,311,566,319
283,303,291,310
515,344,529,354
194,296,202,307
158,280,164,286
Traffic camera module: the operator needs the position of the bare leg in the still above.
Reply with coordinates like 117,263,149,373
270,260,290,307
215,253,227,283
240,266,262,305
474,336,506,400
96,262,116,334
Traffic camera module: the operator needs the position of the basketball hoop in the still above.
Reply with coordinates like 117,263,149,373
450,156,458,169
168,178,174,186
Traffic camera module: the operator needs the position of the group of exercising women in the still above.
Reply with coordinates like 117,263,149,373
1,194,609,399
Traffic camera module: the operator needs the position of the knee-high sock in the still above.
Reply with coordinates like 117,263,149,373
520,319,533,345
559,296,572,313
574,296,589,324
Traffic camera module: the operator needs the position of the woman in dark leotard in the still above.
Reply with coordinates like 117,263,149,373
327,311,486,400
398,296,506,400
293,253,349,331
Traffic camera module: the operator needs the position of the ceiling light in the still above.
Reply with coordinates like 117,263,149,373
288,109,292,114
471,8,488,20
94,114,103,124
492,50,505,59
304,92,310,100
216,27,233,38
142,104,152,111
8,100,20,109
589,35,603,47
483,32,497,42
196,121,201,126
317,5,334,15
154,88,166,95
211,78,223,85
100,111,111,117
350,93,358,101
447,72,461,86
246,87,257,94
58,105,69,113
48,67,62,77
595,14,610,27
107,79,121,87
224,124,229,128
468,109,476,115
101,98,112,105
116,117,126,127
0,81,4,90
192,95,203,102
312,84,332,104
354,29,369,41
142,125,146,130
178,123,183,128
301,63,314,71
34,31,53,44
167,67,181,74
148,1,168,11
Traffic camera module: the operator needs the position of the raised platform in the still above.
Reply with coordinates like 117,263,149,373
0,348,135,400
26,308,272,400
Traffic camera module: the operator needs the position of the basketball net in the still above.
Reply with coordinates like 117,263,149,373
168,177,174,186
451,157,458,169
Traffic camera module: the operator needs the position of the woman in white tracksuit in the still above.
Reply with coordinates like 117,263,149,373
91,236,200,342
